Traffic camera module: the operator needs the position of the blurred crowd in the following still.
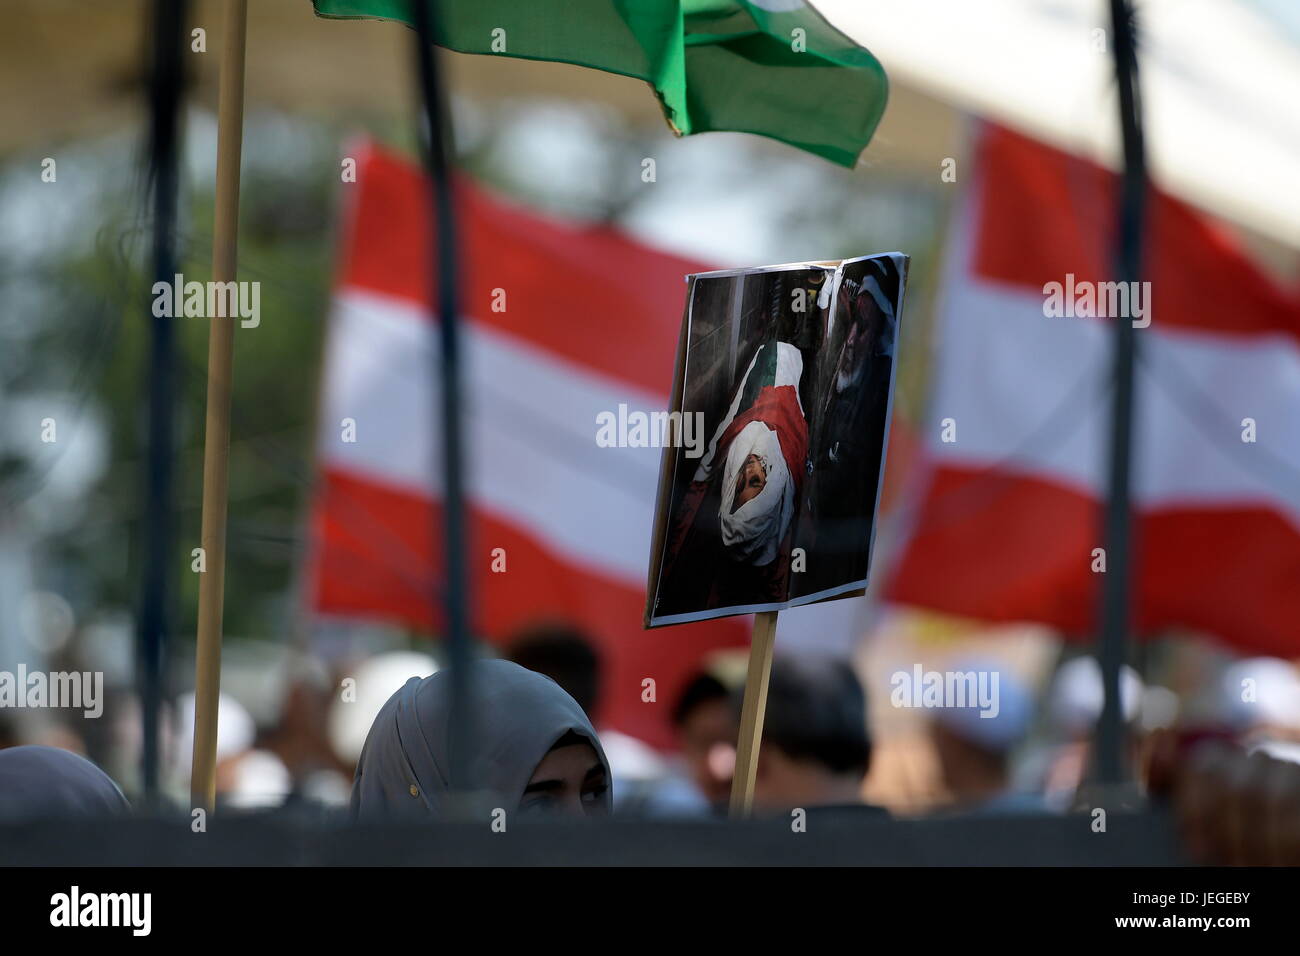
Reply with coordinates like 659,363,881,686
2,616,1299,865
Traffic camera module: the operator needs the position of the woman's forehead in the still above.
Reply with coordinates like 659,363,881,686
528,740,602,783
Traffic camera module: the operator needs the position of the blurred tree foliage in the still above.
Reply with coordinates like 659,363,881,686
0,118,342,646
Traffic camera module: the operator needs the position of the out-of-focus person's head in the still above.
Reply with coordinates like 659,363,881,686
1146,732,1300,865
351,659,610,821
929,662,1033,808
0,745,129,821
505,624,601,718
1218,657,1300,744
672,671,736,808
174,690,292,808
1039,656,1145,810
327,651,438,770
751,656,871,812
175,690,255,769
1047,656,1143,740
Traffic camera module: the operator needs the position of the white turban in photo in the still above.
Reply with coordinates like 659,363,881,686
691,342,805,568
718,420,794,566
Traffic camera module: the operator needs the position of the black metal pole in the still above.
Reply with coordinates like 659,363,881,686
1095,0,1147,785
409,0,476,795
138,0,187,804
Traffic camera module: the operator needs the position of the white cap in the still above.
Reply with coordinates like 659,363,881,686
175,691,255,763
224,749,292,809
932,661,1033,753
1047,656,1143,735
1219,657,1300,732
328,651,438,765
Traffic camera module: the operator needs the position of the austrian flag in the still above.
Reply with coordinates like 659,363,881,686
308,143,747,748
888,125,1300,657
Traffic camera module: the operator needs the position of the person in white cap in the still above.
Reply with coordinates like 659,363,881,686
1039,655,1144,810
929,661,1046,815
173,691,291,808
1218,656,1300,760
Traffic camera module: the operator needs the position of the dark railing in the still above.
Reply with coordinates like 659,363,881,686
0,811,1183,866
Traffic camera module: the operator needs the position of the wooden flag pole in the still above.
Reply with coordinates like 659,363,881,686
729,610,779,817
190,0,248,811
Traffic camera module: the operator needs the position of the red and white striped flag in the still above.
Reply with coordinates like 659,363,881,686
888,124,1300,656
308,142,747,748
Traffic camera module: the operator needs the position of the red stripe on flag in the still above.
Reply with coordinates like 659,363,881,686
973,125,1300,342
338,143,712,397
311,467,747,749
889,466,1300,656
890,467,1098,631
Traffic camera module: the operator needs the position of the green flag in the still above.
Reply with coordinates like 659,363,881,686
313,0,888,167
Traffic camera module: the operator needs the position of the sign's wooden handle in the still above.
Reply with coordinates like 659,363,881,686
729,610,779,818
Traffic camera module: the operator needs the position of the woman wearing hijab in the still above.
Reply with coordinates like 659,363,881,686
0,745,130,820
351,659,611,820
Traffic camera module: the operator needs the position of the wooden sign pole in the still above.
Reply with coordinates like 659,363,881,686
190,0,248,812
728,609,779,817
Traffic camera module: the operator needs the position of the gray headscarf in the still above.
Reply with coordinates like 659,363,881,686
350,659,611,820
0,745,130,820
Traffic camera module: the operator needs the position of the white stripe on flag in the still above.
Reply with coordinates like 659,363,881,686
319,288,669,584
928,204,1300,529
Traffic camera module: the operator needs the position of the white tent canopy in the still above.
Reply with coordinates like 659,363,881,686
821,0,1300,249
